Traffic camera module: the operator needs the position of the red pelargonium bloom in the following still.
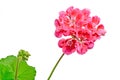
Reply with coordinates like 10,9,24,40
55,6,106,55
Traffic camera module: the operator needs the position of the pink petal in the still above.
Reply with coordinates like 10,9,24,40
54,19,60,27
97,24,104,29
58,39,65,48
62,38,76,55
77,42,88,55
87,22,93,29
97,24,106,36
88,42,94,49
54,30,62,38
66,6,74,14
82,8,90,18
92,16,100,25
97,29,106,36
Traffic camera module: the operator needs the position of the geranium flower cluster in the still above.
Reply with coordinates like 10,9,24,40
54,6,106,55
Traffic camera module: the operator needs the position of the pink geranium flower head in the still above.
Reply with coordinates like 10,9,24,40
55,6,106,55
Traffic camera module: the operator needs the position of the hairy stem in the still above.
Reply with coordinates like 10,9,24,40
15,57,21,80
47,53,64,80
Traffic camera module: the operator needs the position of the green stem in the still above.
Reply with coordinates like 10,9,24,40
15,57,21,80
47,53,64,80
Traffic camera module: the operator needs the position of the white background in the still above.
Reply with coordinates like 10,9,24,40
0,0,119,80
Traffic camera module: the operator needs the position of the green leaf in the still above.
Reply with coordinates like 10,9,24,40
17,60,36,80
0,55,16,80
0,55,36,80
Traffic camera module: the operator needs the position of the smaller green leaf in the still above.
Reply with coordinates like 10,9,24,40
0,55,16,80
17,60,36,80
0,64,14,80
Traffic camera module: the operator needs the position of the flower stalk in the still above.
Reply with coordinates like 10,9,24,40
47,53,64,80
15,56,21,80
